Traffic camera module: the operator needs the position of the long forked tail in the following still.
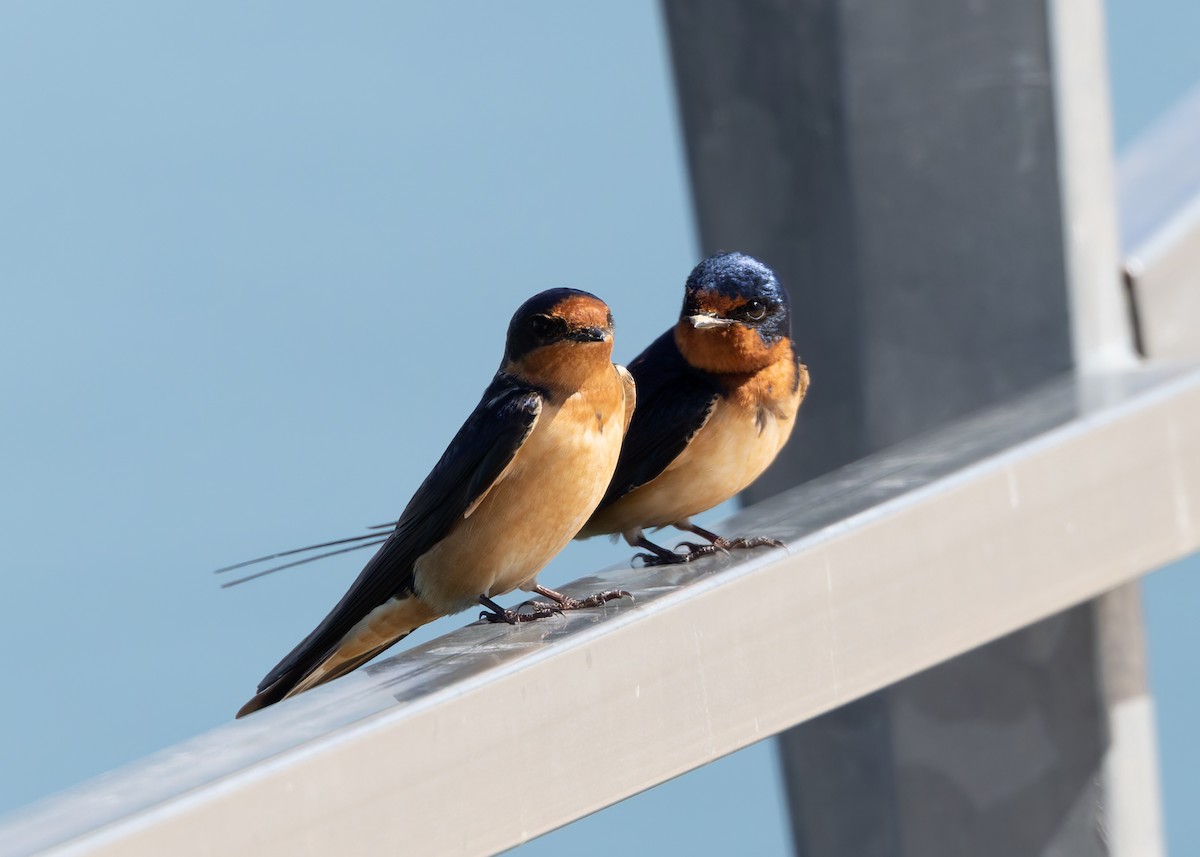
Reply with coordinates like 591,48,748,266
235,637,410,717
236,594,439,718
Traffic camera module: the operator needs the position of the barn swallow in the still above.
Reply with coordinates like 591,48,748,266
577,252,808,565
235,289,635,717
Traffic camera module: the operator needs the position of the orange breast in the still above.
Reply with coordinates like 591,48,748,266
413,365,630,614
585,351,807,538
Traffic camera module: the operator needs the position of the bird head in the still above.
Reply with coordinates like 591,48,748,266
503,288,616,392
674,252,792,375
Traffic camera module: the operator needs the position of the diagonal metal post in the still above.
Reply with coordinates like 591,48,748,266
662,0,1162,854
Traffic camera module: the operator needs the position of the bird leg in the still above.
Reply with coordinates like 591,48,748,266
481,585,631,623
522,583,632,613
672,521,786,561
631,535,692,567
478,594,561,624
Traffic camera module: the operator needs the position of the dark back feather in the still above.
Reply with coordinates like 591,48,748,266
255,373,544,694
596,330,720,510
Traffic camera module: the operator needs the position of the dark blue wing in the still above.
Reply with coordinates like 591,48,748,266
596,329,720,510
256,373,544,693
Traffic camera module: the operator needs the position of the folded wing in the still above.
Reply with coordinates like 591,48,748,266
247,374,544,706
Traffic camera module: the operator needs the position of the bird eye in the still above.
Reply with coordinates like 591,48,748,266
743,300,768,321
530,314,560,341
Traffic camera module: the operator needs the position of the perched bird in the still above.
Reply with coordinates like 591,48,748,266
235,289,635,717
578,252,809,565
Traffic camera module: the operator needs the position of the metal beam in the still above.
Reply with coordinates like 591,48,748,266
1120,82,1200,360
2,363,1198,857
1048,0,1135,374
662,0,1078,490
662,0,1154,853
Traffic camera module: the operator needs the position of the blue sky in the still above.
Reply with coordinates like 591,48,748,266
0,2,1196,854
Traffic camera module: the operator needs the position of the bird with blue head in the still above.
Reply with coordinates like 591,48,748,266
225,252,805,714
578,251,809,564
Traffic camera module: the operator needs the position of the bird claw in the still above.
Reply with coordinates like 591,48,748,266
516,599,565,619
672,542,726,562
480,602,562,624
479,608,518,624
536,588,634,610
692,534,786,555
632,550,687,567
635,535,786,567
675,540,730,557
480,589,633,623
567,588,633,609
725,536,786,550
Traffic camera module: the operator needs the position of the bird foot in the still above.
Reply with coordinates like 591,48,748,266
525,588,633,611
632,550,688,567
716,535,786,551
673,541,730,562
633,544,723,566
478,603,562,624
557,588,633,609
631,534,712,567
478,592,560,624
478,588,632,624
667,535,785,563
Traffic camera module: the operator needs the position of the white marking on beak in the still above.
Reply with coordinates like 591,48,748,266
688,313,734,329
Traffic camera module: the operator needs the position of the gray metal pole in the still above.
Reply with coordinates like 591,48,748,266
661,0,1160,854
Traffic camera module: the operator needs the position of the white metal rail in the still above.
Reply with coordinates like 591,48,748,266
2,361,1199,857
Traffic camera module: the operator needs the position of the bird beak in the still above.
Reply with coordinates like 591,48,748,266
567,326,610,343
688,313,734,329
